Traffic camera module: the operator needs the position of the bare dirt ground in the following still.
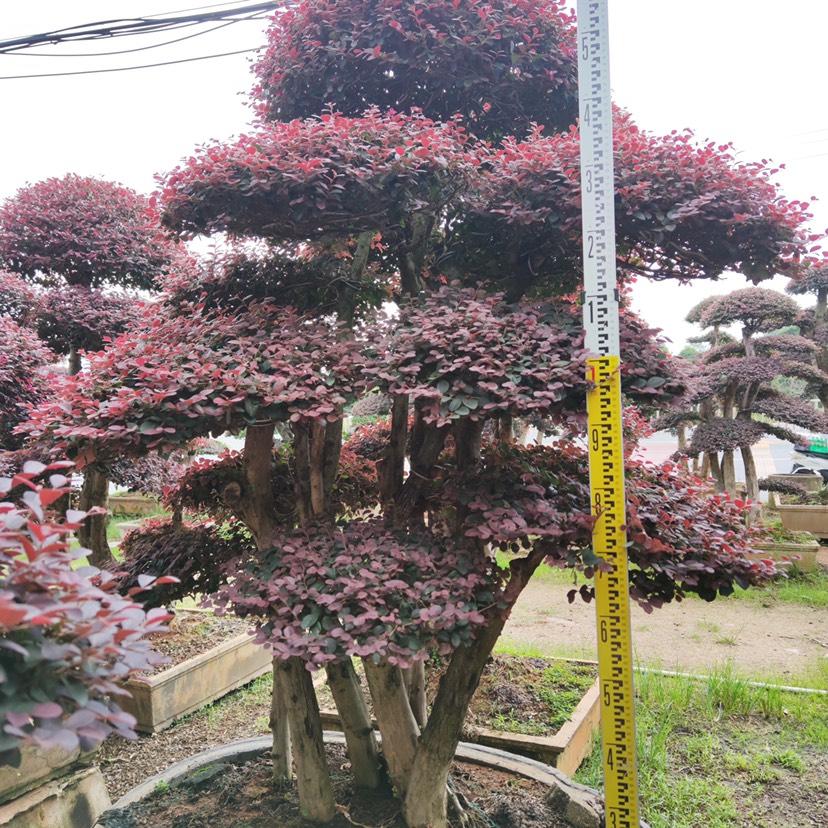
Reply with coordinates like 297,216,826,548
503,569,828,683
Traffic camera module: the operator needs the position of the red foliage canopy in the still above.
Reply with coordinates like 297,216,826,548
160,110,478,243
0,271,38,325
0,174,178,290
369,287,587,426
22,300,366,461
252,0,579,138
0,318,53,451
35,285,143,357
699,287,802,335
465,112,814,293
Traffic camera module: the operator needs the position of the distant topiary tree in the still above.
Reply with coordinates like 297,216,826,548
681,287,828,500
0,173,182,566
787,262,828,407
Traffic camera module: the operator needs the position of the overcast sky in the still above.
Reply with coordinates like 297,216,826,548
2,1,827,350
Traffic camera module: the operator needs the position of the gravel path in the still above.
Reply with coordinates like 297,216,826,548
503,572,828,683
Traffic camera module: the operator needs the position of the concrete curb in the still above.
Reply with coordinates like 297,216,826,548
101,733,651,827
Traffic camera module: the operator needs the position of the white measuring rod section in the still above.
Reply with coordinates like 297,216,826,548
577,0,620,357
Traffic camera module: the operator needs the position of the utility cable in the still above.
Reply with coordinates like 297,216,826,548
0,2,279,54
1,18,249,59
0,47,261,81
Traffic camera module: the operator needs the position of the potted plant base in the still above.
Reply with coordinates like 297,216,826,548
0,746,109,828
776,505,828,539
748,540,821,573
118,619,272,734
99,734,616,828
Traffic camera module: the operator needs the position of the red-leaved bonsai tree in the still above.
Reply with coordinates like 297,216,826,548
787,261,828,407
679,286,828,500
21,1,815,824
0,173,183,566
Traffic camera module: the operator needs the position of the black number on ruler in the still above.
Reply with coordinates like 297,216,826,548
600,619,608,643
609,811,618,828
606,746,614,770
603,682,611,707
583,102,591,126
586,233,595,258
581,35,589,60
585,168,593,193
591,427,599,451
588,300,594,324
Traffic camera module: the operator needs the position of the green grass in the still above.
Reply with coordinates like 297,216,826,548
493,636,597,662
495,549,581,586
726,567,828,608
574,668,828,828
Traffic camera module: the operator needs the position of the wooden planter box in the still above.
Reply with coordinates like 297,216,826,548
319,673,601,777
107,495,163,517
0,746,109,828
776,505,828,539
119,633,272,733
768,473,824,492
749,541,821,573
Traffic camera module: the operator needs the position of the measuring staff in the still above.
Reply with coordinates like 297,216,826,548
577,2,641,826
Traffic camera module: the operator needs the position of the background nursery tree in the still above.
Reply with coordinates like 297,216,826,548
681,286,828,500
787,261,828,407
0,173,181,566
23,1,816,826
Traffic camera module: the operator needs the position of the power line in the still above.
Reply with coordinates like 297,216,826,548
0,2,278,54
144,1,264,16
0,47,261,81
2,17,256,59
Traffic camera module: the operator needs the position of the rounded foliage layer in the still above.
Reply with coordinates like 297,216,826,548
252,0,579,139
0,174,177,290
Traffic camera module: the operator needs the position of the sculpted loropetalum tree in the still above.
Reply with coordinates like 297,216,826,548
0,173,182,566
681,287,828,500
0,317,53,453
0,173,176,291
0,271,38,325
24,1,813,825
787,263,828,406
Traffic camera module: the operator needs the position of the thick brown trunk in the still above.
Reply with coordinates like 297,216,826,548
402,662,428,728
676,425,688,469
275,657,335,822
309,420,326,517
292,421,312,525
362,659,420,796
493,412,514,444
398,213,432,296
269,659,292,783
709,452,723,491
77,468,111,568
402,548,545,827
378,395,409,503
722,450,737,494
454,418,483,473
222,423,278,547
68,345,81,376
395,416,449,523
322,419,343,505
325,661,381,789
741,445,761,523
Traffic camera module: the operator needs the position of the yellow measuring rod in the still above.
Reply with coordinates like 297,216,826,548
577,1,641,825
587,356,639,827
